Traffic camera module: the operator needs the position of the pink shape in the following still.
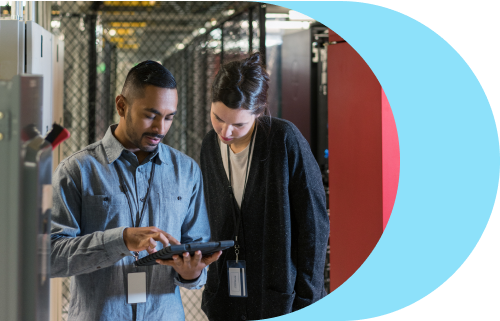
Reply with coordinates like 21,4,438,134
382,88,400,230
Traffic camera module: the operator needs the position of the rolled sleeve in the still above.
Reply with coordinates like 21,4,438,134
103,227,133,260
174,268,207,290
51,227,132,277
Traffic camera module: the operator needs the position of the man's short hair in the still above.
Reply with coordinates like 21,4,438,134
121,60,177,100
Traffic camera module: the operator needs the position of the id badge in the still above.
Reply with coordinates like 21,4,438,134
128,272,146,304
227,260,248,297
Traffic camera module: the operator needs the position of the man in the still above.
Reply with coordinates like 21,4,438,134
51,61,220,321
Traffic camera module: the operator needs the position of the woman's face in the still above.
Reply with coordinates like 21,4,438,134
211,101,258,145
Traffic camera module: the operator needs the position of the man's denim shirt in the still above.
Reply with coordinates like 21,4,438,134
51,125,210,321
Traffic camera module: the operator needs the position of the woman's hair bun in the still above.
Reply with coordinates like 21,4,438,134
242,52,262,68
212,52,269,116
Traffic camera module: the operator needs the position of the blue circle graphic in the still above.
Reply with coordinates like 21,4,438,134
266,1,500,320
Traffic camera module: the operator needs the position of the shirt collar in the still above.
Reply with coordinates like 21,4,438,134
102,124,167,165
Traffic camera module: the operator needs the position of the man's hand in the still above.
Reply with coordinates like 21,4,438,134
156,250,222,280
123,226,180,254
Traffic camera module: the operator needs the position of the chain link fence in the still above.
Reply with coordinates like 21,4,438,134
54,1,263,163
52,1,265,320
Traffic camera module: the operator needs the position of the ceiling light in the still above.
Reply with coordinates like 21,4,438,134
210,28,222,40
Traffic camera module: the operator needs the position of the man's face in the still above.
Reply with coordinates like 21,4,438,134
121,85,178,152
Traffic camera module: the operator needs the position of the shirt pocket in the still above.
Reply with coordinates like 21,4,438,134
157,192,190,241
81,193,128,233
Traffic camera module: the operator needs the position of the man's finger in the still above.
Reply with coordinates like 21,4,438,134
172,254,183,267
138,237,156,252
149,237,157,250
150,232,170,248
164,233,181,245
182,252,191,266
156,259,175,266
202,251,222,266
190,250,202,267
146,245,157,254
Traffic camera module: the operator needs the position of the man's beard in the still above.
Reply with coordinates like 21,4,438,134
125,110,164,152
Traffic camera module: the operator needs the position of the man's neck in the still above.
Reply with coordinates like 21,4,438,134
113,124,150,164
134,151,150,165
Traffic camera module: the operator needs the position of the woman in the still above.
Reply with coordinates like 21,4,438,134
200,53,329,320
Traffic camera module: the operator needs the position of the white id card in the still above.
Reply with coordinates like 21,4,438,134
227,260,248,297
128,272,146,304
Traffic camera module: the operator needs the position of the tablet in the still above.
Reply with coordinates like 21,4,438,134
134,240,234,266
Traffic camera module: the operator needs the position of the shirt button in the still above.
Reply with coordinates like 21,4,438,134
103,197,109,201
140,197,145,202
241,315,246,320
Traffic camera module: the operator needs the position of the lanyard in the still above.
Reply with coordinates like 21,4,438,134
114,155,157,262
227,125,256,262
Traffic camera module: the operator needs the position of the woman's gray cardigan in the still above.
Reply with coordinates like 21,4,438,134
200,117,330,321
